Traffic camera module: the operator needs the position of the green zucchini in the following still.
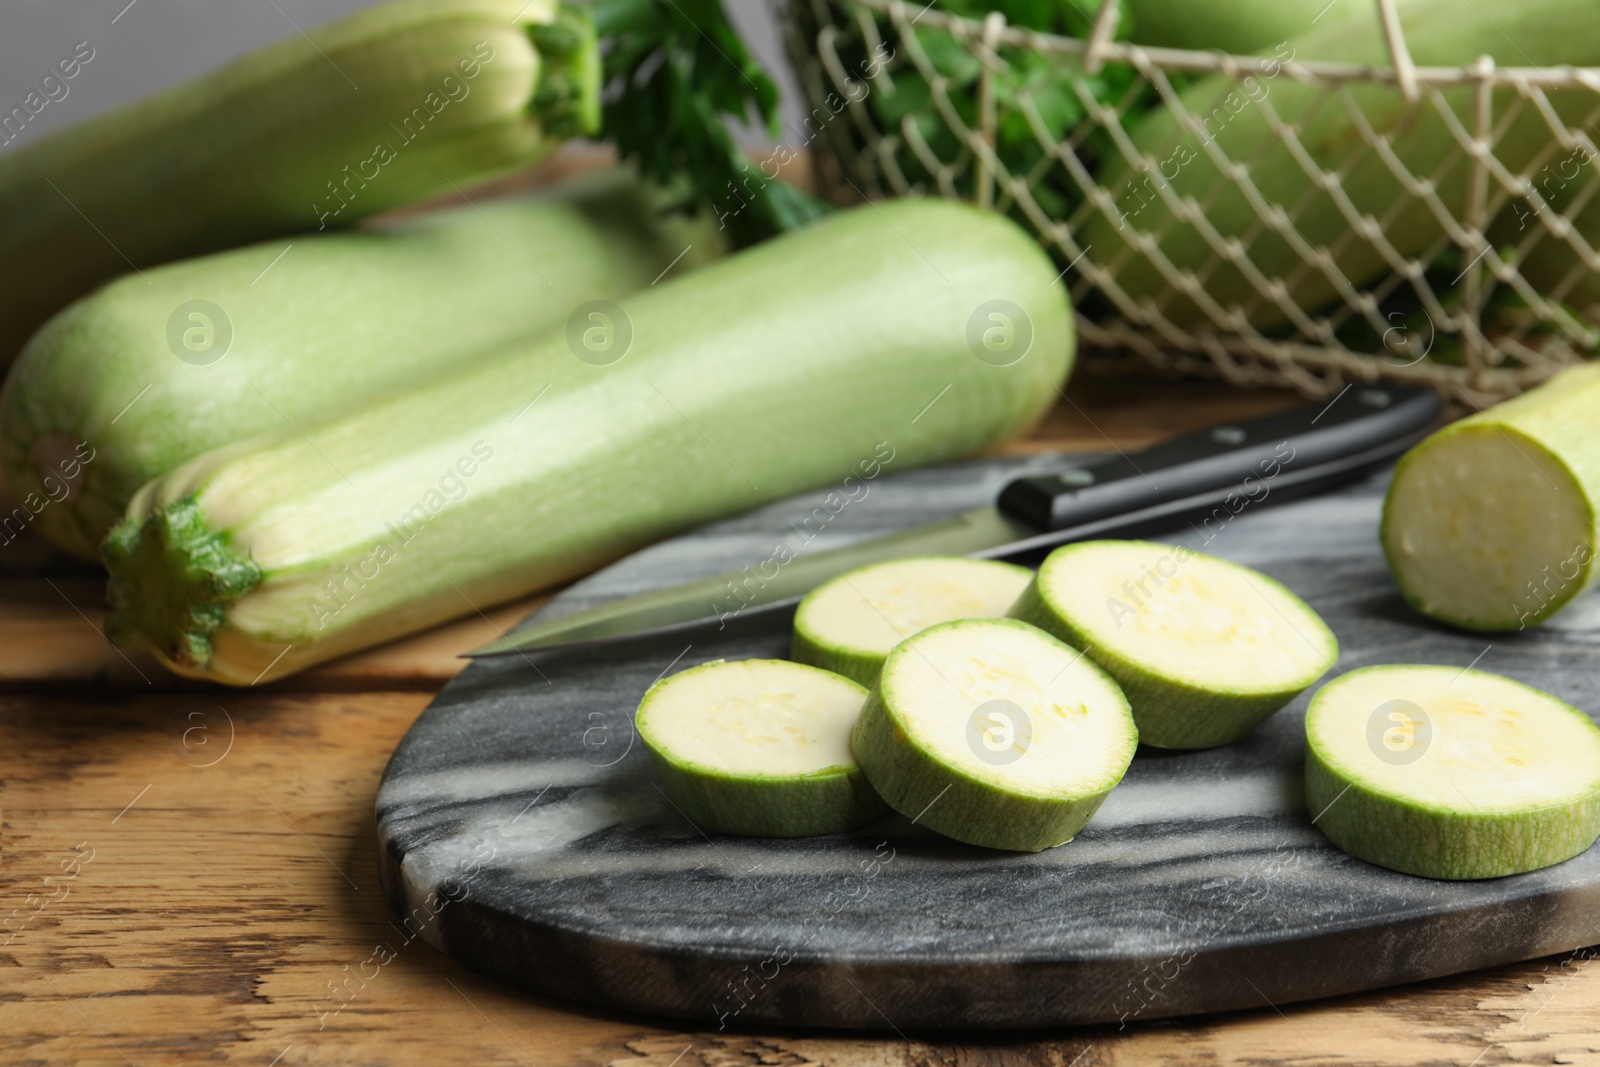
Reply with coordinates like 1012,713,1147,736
1081,0,1600,334
1120,0,1375,55
850,617,1137,851
790,556,1034,687
101,199,1074,684
0,0,602,364
637,658,886,837
1009,540,1338,749
1382,362,1600,632
1486,176,1600,331
1305,664,1600,880
0,168,716,560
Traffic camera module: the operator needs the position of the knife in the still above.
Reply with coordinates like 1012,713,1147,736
466,383,1442,658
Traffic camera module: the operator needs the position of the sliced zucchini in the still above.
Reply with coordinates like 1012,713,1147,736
1382,362,1600,632
635,659,885,838
790,556,1034,686
1010,540,1338,749
850,618,1136,852
1305,665,1600,880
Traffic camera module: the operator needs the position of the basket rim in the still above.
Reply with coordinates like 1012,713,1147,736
836,0,1600,90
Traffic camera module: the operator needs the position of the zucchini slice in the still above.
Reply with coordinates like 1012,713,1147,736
790,556,1034,686
1010,540,1338,749
1305,665,1600,880
851,618,1136,852
636,659,886,838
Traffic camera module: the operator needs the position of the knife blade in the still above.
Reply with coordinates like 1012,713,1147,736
466,383,1442,658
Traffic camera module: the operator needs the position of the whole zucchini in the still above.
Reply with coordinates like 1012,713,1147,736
0,169,717,560
0,0,599,362
102,199,1074,685
1082,0,1600,334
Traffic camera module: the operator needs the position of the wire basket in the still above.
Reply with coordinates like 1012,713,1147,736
782,0,1600,402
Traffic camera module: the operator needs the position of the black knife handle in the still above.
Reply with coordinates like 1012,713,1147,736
996,384,1442,531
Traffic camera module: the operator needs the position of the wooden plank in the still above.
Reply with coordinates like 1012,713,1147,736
0,570,553,691
0,378,1299,691
3,688,1598,1066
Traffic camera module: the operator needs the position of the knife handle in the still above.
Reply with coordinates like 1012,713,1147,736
996,384,1442,532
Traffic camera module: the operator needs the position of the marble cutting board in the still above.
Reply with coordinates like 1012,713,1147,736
374,452,1600,1030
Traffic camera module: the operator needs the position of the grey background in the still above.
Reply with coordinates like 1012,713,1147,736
0,0,800,153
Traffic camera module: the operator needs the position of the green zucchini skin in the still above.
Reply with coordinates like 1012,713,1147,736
0,169,717,560
0,0,598,363
789,633,884,691
1009,541,1337,749
1083,0,1600,333
1304,745,1600,880
1305,665,1600,880
103,198,1075,684
1493,192,1600,325
1381,362,1600,632
637,660,887,838
789,556,1035,687
852,679,1124,852
1008,578,1302,749
850,618,1136,852
646,750,888,837
1120,0,1383,55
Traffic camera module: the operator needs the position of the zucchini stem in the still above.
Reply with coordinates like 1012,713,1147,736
529,4,603,138
102,498,261,669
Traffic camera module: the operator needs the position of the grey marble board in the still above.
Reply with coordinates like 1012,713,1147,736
375,453,1600,1030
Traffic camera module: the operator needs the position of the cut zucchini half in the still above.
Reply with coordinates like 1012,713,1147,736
1305,665,1600,880
1382,390,1600,633
790,556,1034,686
851,618,1136,852
635,659,886,838
1010,540,1338,749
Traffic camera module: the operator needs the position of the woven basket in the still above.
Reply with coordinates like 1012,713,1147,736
782,0,1600,402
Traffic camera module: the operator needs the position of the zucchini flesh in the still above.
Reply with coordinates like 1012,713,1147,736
1382,362,1600,631
1010,540,1337,749
0,0,599,362
1083,0,1600,333
0,169,716,560
790,556,1034,686
850,618,1137,852
1305,665,1600,880
102,198,1074,684
636,659,885,837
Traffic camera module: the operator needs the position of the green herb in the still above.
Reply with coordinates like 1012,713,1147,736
815,0,1159,240
594,0,832,246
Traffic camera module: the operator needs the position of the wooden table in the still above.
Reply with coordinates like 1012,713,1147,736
4,350,1598,1067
